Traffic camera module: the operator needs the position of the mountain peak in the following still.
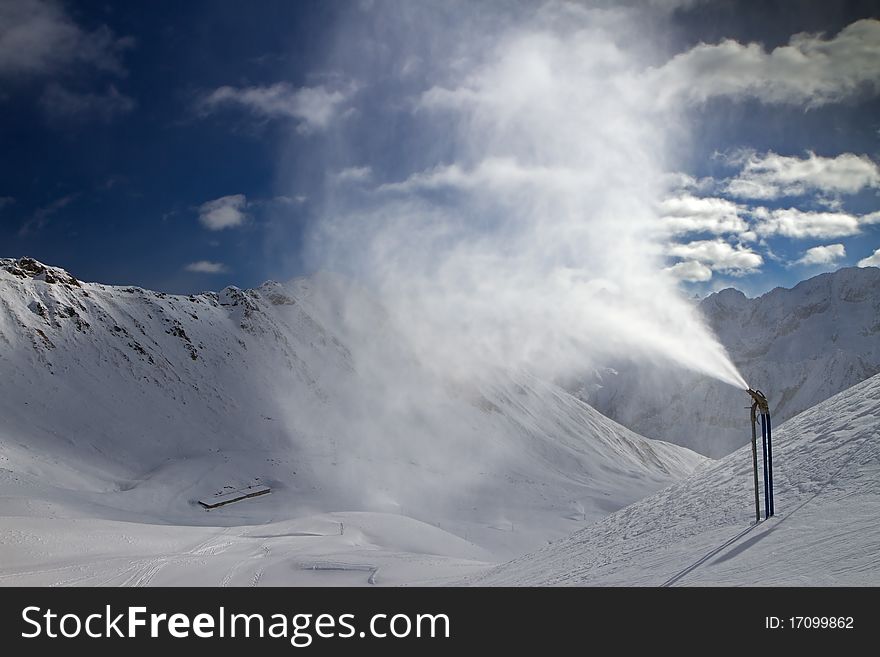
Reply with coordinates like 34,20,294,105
0,256,80,287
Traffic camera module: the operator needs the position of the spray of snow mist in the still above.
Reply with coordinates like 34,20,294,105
295,1,748,392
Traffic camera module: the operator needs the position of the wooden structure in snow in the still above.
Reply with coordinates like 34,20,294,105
198,484,271,510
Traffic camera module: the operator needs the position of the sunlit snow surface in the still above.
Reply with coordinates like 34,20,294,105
472,372,880,586
2,260,874,586
0,259,702,586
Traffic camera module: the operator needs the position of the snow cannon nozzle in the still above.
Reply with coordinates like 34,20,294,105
747,388,769,413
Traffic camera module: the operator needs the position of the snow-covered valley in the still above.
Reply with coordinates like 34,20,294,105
1,257,877,587
0,257,703,585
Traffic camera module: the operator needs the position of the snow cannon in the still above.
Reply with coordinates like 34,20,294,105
746,388,769,413
746,388,774,523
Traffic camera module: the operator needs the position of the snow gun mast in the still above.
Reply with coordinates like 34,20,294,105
747,388,774,523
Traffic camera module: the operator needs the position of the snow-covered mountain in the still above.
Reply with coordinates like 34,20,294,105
0,257,704,584
472,370,880,586
580,266,880,457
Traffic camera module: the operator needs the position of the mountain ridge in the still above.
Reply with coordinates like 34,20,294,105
0,256,703,577
580,265,880,457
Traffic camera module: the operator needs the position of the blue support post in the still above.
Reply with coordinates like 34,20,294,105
761,413,769,520
766,413,774,516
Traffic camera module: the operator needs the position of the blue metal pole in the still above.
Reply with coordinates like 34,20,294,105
766,412,774,516
761,413,769,520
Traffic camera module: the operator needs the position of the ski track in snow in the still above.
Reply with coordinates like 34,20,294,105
472,373,880,586
0,259,704,586
1,258,877,586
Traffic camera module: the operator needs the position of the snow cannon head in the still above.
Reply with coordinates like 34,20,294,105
747,388,769,413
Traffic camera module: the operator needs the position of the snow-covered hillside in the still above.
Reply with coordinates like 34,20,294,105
473,371,880,586
0,257,703,585
581,266,880,457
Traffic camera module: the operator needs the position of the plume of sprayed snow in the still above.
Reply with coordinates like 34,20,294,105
298,1,748,392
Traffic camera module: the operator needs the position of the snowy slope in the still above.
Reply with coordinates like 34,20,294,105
581,266,880,457
473,371,880,586
0,257,704,585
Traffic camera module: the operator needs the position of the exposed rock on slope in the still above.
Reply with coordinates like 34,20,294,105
0,257,704,560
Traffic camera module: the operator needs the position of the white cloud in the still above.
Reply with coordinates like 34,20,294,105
379,157,591,194
664,260,713,282
857,248,880,267
0,0,133,78
793,243,846,266
666,238,763,275
185,260,228,274
662,172,716,194
725,150,880,199
752,207,862,239
40,83,135,121
379,162,469,192
659,194,749,236
335,166,372,182
200,82,354,133
198,194,248,231
649,18,880,107
270,195,307,205
861,210,880,226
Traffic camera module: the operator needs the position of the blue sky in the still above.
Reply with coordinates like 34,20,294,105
1,0,879,296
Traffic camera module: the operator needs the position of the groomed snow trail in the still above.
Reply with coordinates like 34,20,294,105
472,373,880,586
